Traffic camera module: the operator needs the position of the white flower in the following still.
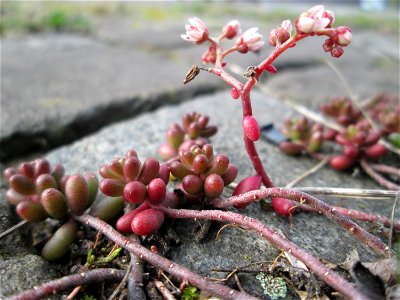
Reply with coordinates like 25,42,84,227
235,27,264,53
295,5,333,34
181,18,209,44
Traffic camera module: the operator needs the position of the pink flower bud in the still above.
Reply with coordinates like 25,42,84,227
336,26,352,46
235,28,264,53
181,17,209,44
323,38,334,52
230,88,240,99
201,45,217,64
243,115,260,141
222,20,241,39
295,5,331,34
269,20,292,47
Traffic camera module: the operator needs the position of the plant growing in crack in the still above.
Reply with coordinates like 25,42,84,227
2,5,399,300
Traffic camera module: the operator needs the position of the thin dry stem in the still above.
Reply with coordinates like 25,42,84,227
388,194,399,248
154,280,177,300
0,220,27,239
285,156,331,188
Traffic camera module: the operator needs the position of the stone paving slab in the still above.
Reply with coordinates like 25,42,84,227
42,91,400,296
2,90,398,298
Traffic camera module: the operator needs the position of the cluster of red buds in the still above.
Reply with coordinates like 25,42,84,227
158,111,217,161
320,96,362,126
3,159,123,261
99,150,175,236
331,121,386,170
279,116,323,155
170,144,238,200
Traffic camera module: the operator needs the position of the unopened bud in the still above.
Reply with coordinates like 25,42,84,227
222,20,241,39
243,115,260,141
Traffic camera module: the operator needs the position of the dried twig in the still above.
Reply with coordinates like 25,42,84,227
154,280,177,300
292,186,399,199
388,194,399,249
285,156,331,188
0,220,27,239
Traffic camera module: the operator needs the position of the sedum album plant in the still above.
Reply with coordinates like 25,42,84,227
3,5,399,300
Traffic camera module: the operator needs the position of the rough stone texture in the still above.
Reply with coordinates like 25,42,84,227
37,90,397,298
0,254,59,298
0,32,224,161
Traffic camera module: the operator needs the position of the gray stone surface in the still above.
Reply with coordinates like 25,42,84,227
36,90,396,298
0,32,224,161
0,254,58,298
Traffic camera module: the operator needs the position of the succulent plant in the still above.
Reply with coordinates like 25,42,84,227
158,111,218,161
2,158,124,260
170,144,237,200
100,149,175,236
330,121,386,170
320,96,361,126
279,116,324,155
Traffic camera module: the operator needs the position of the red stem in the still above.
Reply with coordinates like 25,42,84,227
158,206,369,300
330,206,400,231
8,268,125,300
360,160,400,191
75,214,258,300
211,188,391,256
368,163,400,178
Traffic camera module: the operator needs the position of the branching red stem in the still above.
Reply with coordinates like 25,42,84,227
212,188,391,256
7,268,125,300
330,205,400,231
360,160,400,191
157,206,368,300
75,214,258,300
368,163,400,178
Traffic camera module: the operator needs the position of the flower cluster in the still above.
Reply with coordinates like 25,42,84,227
181,17,264,65
294,5,351,58
158,111,217,161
